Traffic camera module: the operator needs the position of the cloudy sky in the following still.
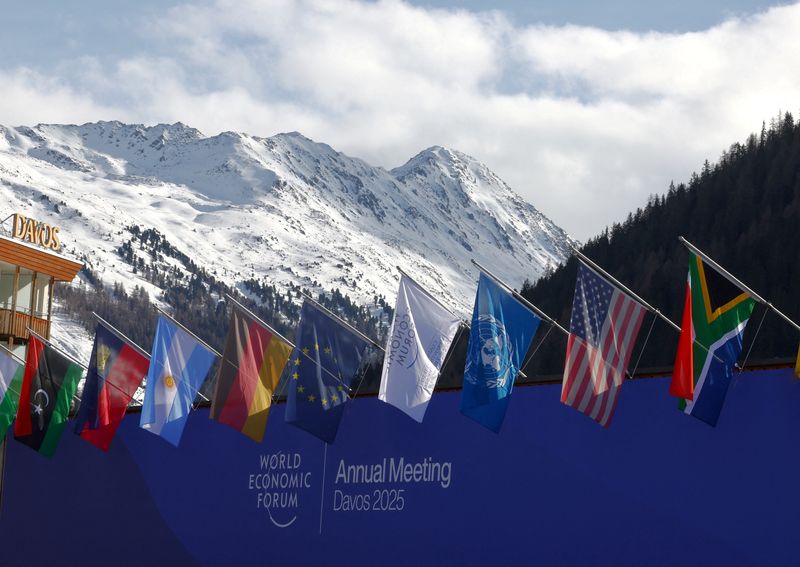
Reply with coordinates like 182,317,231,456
1,0,798,240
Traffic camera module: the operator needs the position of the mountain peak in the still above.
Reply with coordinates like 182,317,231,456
0,120,574,327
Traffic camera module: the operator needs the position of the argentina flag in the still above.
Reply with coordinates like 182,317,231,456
140,316,217,447
461,272,541,432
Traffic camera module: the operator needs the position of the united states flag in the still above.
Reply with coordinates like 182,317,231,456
561,262,646,427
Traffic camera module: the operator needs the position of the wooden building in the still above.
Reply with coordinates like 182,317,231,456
0,215,82,358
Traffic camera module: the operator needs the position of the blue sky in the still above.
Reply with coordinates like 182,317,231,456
1,1,798,240
412,0,781,30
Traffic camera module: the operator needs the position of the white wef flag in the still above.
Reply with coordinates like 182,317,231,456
379,275,461,422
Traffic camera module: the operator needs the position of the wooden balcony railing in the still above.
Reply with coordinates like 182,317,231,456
0,308,50,341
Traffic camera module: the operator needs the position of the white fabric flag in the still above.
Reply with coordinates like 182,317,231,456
379,275,461,422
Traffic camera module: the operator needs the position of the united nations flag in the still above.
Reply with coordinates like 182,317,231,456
284,301,372,443
461,272,541,432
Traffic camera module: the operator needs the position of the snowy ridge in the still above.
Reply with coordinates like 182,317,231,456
0,121,575,359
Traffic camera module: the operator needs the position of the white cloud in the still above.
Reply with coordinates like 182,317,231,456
0,67,129,127
1,0,799,240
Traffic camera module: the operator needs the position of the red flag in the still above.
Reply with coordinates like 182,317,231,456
210,305,292,442
670,278,695,399
13,335,45,438
75,324,149,451
561,263,646,428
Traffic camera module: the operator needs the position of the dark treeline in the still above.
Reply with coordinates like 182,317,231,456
53,112,800,391
520,111,800,378
54,225,393,394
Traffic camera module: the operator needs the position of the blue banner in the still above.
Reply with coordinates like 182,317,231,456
2,368,799,566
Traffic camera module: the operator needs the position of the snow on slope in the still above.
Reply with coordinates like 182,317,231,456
0,121,575,353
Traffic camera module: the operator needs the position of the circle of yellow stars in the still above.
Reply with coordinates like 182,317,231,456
292,342,348,408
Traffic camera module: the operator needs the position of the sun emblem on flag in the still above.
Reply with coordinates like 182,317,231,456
163,374,176,388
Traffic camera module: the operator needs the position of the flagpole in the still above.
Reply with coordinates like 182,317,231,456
26,329,86,403
470,259,570,337
570,247,682,333
0,343,25,399
223,295,306,401
299,292,385,352
224,295,296,348
155,307,223,358
152,310,215,403
571,247,737,368
395,266,467,322
225,295,355,395
91,312,151,360
679,236,800,332
0,343,26,366
26,328,88,371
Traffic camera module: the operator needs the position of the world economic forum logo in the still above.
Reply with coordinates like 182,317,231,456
464,314,514,389
386,312,419,371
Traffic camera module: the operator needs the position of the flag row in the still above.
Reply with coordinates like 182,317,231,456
0,241,796,458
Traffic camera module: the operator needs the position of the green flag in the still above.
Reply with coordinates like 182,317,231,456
0,349,25,439
14,335,83,457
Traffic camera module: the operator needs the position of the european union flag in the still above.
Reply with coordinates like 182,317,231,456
461,273,541,432
140,316,217,447
285,301,371,443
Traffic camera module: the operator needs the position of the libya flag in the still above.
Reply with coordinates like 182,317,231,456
670,252,756,426
14,335,83,457
0,349,25,439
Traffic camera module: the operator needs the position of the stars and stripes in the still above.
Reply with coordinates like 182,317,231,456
561,262,646,427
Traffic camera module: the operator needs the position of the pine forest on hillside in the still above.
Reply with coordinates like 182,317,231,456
520,112,800,378
53,112,800,392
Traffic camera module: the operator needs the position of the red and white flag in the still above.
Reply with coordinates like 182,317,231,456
561,262,646,427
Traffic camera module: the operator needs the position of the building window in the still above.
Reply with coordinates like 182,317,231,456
33,277,50,318
0,263,14,310
16,269,33,315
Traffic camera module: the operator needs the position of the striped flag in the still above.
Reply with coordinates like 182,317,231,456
140,316,217,447
210,305,293,442
561,262,646,427
0,349,25,440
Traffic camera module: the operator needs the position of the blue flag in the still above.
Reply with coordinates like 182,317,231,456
285,301,371,443
140,316,217,447
461,273,541,432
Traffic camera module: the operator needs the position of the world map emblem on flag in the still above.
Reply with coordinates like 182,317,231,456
464,314,513,390
460,272,541,432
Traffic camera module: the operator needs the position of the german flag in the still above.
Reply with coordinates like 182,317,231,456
14,335,83,457
670,253,755,426
210,305,292,442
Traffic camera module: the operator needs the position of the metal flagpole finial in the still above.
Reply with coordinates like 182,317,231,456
470,258,570,337
26,328,89,371
569,246,682,333
155,307,223,358
395,266,466,323
299,292,385,352
678,236,800,333
678,237,766,304
91,312,151,360
0,342,25,365
224,294,296,349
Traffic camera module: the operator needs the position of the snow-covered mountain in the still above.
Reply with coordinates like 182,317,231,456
0,121,575,360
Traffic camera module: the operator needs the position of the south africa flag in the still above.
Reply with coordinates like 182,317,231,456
670,252,756,426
